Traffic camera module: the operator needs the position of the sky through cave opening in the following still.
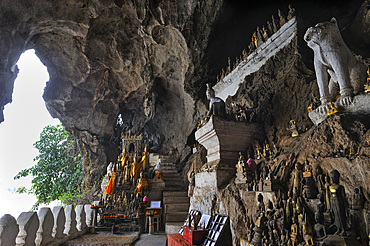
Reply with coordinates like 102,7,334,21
0,49,60,218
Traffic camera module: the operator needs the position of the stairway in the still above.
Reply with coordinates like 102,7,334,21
160,156,184,191
163,191,190,234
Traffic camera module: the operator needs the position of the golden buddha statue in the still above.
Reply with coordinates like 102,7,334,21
364,68,370,93
252,32,258,48
302,160,312,178
142,144,149,171
255,144,263,160
290,216,298,245
327,101,338,115
136,171,148,196
288,120,299,137
121,148,128,171
237,152,245,173
303,214,314,245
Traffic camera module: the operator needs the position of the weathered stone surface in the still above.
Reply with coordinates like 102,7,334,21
0,1,369,245
84,204,94,227
35,208,54,246
75,205,87,232
195,116,262,165
51,206,65,240
63,205,77,237
304,17,367,114
0,214,19,246
309,93,370,125
16,212,39,246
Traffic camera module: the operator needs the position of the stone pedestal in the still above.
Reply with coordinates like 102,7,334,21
309,94,370,125
195,116,262,166
195,116,262,188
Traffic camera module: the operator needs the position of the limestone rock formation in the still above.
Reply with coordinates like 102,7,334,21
1,2,370,234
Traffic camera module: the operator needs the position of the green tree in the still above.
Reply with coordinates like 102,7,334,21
14,123,84,209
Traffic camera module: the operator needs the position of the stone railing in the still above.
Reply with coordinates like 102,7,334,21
0,204,95,246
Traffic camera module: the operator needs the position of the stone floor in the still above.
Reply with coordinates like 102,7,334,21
62,231,167,246
61,232,139,246
132,232,167,246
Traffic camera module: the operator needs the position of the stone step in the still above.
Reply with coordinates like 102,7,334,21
163,196,190,205
165,222,184,234
162,165,176,170
165,204,189,213
164,186,187,191
163,170,180,175
166,212,189,222
163,175,181,181
163,191,188,198
162,169,178,174
164,181,184,188
161,163,174,167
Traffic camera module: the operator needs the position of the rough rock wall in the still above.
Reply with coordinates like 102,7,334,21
0,0,368,195
0,0,224,190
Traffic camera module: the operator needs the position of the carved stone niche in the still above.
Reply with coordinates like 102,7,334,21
195,116,262,188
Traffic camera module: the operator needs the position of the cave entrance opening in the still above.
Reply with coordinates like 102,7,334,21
0,49,59,218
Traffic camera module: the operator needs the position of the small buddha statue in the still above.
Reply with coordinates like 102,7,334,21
252,32,258,48
142,144,149,171
323,174,332,226
256,26,264,46
255,144,263,160
364,68,370,93
288,120,299,137
272,15,279,33
287,5,296,20
267,21,274,36
136,171,148,196
252,211,267,246
290,216,298,245
314,165,325,193
314,212,327,240
292,162,302,198
278,9,286,27
257,193,265,215
262,26,268,41
205,83,226,120
302,161,318,199
352,187,364,210
303,213,314,245
329,170,348,235
327,101,338,115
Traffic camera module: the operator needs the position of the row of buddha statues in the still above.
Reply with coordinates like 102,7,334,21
99,144,152,222
216,5,296,83
235,151,365,245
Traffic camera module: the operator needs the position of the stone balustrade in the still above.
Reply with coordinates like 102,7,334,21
0,204,95,246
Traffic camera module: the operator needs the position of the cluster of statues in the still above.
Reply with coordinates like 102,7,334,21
236,150,365,245
97,138,155,227
216,6,296,84
249,6,295,55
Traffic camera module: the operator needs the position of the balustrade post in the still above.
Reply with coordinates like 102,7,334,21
63,205,77,237
35,208,54,246
0,214,19,246
75,205,86,232
51,206,65,240
16,212,39,246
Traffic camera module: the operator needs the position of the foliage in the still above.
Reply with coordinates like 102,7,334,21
14,123,84,208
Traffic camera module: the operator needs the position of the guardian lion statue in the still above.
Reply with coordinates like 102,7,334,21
304,17,367,114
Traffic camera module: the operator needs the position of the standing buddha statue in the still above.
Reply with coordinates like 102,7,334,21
329,170,348,235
